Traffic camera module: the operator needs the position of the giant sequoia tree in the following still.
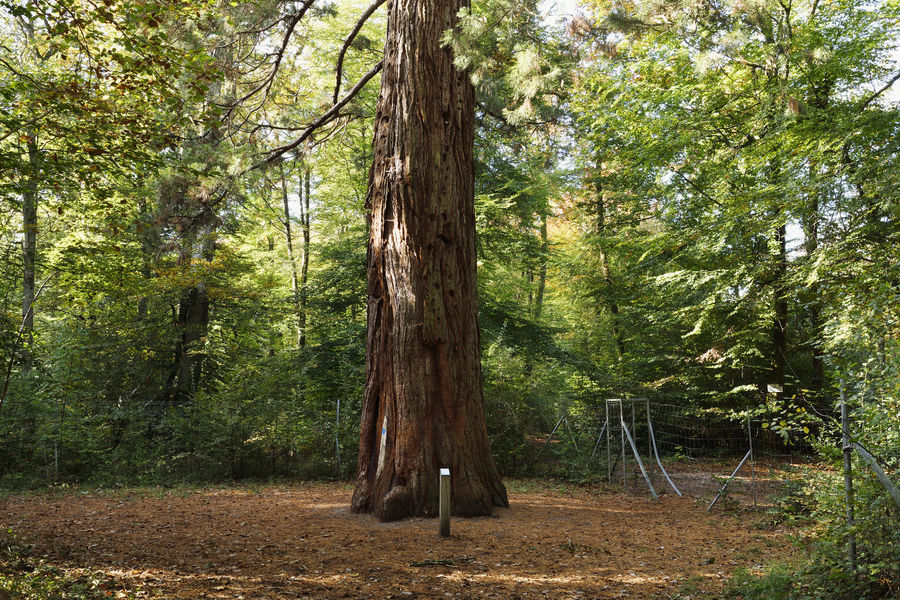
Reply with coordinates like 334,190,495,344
350,0,508,521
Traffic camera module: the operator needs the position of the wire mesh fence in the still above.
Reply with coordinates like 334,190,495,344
535,399,809,508
636,401,806,507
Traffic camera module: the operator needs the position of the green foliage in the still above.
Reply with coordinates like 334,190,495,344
567,0,899,593
446,0,572,124
724,564,797,600
1,529,136,599
0,10,897,599
762,478,812,527
569,0,900,410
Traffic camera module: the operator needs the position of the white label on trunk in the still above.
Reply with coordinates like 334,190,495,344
375,414,388,479
440,468,450,476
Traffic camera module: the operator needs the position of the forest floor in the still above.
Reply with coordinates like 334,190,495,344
0,480,802,600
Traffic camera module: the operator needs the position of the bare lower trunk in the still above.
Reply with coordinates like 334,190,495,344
351,0,507,521
599,248,624,359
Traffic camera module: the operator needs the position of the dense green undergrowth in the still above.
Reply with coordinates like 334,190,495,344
719,463,900,600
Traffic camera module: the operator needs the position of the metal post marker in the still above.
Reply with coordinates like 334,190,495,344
439,468,450,537
563,417,579,451
620,403,626,488
535,414,566,463
851,441,900,509
622,430,626,487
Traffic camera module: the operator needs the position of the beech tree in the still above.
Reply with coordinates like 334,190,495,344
350,0,508,521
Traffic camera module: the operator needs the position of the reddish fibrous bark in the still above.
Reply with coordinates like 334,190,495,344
351,0,507,521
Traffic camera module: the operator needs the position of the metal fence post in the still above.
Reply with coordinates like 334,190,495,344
606,401,611,483
748,415,756,508
841,382,857,576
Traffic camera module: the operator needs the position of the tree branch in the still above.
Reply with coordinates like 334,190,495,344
0,271,57,412
226,1,316,117
856,71,900,111
254,60,382,170
0,57,47,89
333,0,388,104
673,169,722,206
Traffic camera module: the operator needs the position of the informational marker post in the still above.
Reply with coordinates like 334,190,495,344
439,468,450,537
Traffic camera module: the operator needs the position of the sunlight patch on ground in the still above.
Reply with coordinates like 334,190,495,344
438,571,593,586
303,501,346,509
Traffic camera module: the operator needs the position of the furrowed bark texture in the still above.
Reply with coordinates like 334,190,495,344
351,0,508,521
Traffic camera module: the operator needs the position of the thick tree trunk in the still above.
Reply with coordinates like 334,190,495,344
351,0,507,521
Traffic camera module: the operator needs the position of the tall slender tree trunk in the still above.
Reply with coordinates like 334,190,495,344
159,16,230,407
172,235,213,405
21,135,39,371
18,16,43,372
299,168,311,348
136,197,160,321
267,235,277,356
593,164,624,359
279,163,303,347
773,222,787,399
803,168,824,393
534,214,548,320
803,77,832,395
598,251,623,359
765,69,788,400
351,0,507,521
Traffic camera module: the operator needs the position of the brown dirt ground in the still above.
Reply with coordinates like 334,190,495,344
0,481,798,599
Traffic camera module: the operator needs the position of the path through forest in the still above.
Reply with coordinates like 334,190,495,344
1,482,797,599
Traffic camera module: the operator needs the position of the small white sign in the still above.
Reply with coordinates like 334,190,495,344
440,468,450,476
767,384,783,394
